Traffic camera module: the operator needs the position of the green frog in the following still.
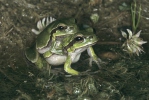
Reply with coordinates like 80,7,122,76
25,17,79,68
43,27,100,75
34,17,78,54
25,17,100,75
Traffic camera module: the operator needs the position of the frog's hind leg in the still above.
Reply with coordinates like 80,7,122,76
25,44,38,63
25,44,47,69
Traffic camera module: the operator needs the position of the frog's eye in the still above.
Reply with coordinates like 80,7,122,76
75,36,84,41
57,25,67,30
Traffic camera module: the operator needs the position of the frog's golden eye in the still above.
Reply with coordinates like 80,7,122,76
75,36,84,41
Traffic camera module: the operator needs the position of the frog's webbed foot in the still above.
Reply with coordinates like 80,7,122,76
89,57,102,69
87,47,103,69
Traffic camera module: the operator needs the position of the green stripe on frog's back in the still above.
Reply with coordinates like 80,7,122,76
36,22,58,49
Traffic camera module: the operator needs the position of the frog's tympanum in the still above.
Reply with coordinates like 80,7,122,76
25,17,100,75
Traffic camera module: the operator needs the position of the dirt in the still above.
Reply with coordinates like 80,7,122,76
0,0,149,99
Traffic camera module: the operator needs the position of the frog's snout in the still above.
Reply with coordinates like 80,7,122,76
66,26,74,32
89,35,93,39
86,35,95,41
69,26,74,30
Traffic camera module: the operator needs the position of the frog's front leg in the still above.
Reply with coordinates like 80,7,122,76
50,41,63,55
64,55,79,75
87,46,101,68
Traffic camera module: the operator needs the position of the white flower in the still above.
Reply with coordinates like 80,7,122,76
121,29,147,56
32,17,56,35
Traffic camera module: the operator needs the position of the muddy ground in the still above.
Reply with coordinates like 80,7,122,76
0,0,149,100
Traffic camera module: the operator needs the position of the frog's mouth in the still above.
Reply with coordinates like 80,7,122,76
76,40,98,49
88,40,98,46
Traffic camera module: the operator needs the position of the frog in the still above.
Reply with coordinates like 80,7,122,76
34,17,79,54
43,27,100,75
25,17,79,69
25,17,100,75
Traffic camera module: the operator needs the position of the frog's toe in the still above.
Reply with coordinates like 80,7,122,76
88,57,102,68
79,69,91,76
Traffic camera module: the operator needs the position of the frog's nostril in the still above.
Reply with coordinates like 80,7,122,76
89,36,93,39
